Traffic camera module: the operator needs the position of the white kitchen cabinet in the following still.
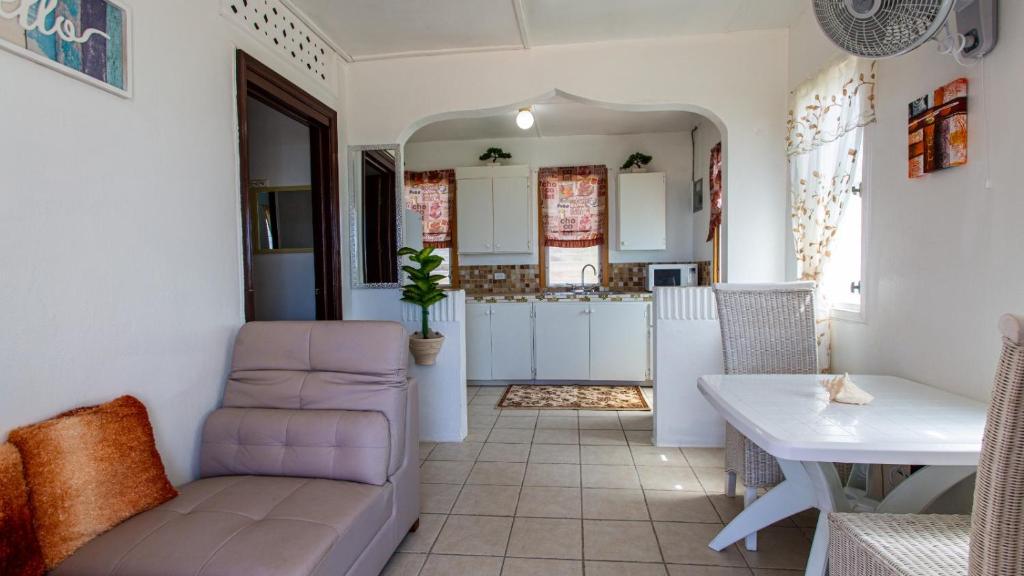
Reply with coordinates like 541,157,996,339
465,303,493,380
456,165,531,254
589,302,649,381
535,302,590,380
490,304,534,380
618,172,667,251
492,177,531,253
455,178,494,254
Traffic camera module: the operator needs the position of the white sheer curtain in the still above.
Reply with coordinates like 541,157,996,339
787,57,876,370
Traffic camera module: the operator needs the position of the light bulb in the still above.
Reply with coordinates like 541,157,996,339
516,108,535,130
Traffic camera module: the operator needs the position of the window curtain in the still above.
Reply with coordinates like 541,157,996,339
404,170,455,248
706,142,723,242
787,57,876,370
539,165,607,247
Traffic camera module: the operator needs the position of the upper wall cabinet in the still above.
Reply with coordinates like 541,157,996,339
456,165,532,254
617,172,667,251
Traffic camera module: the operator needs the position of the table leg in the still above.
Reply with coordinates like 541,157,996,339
800,462,849,576
708,459,817,552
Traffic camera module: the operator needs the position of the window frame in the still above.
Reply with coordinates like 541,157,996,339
830,124,871,324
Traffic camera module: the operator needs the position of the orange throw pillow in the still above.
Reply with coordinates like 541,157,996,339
8,396,178,569
0,443,45,576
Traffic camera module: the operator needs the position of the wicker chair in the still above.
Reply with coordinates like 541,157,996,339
828,313,1024,576
713,282,819,550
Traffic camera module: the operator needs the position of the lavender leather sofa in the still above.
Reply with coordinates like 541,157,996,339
54,321,419,576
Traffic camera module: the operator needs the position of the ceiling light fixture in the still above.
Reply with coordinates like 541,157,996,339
516,107,535,130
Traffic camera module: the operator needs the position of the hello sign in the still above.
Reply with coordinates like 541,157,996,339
0,0,131,97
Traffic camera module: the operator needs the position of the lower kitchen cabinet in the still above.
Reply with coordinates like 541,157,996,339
589,302,649,381
535,302,591,380
466,302,533,380
466,303,493,380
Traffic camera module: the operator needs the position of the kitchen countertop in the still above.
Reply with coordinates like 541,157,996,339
467,292,653,303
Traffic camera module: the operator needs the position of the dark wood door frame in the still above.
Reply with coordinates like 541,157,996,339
236,50,342,321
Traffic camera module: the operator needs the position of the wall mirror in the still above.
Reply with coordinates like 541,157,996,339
251,186,314,253
349,144,403,288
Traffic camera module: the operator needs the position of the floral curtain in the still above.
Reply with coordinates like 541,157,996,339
539,165,607,248
706,142,723,242
404,170,455,248
787,57,876,370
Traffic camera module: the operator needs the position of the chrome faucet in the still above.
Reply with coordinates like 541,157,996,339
579,264,598,293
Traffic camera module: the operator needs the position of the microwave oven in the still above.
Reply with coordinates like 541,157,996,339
648,264,698,290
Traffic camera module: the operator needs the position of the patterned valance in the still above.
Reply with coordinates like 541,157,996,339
404,170,454,248
539,165,607,248
786,58,877,157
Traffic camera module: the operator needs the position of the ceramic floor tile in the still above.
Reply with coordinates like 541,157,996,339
581,465,642,489
536,416,580,430
581,445,634,465
693,467,739,494
467,428,492,443
580,429,628,446
538,409,579,417
494,416,538,429
381,552,427,576
469,415,500,428
579,415,622,430
429,442,485,461
653,522,746,567
528,444,581,464
420,483,463,513
516,486,582,518
630,446,688,467
468,462,528,486
420,442,437,459
583,520,663,562
533,428,581,445
582,488,650,520
618,412,654,431
708,494,745,524
421,460,475,484
433,515,513,556
487,427,535,444
737,527,811,571
507,517,583,560
398,513,446,553
453,484,521,516
682,447,726,468
586,561,669,576
750,570,803,576
626,430,654,446
666,565,753,575
478,442,532,463
636,466,703,491
501,558,582,576
644,490,721,523
501,409,539,416
420,554,504,576
524,463,582,487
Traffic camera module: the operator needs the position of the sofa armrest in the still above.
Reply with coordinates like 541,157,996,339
199,408,390,486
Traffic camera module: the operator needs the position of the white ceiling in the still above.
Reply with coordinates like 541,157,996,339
407,99,703,143
287,0,807,61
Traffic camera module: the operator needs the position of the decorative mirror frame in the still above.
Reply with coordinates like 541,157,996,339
348,144,404,289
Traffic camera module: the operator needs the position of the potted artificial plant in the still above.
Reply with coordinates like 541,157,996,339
399,246,448,365
479,147,512,166
621,152,652,173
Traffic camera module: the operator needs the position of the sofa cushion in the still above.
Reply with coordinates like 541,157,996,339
0,443,45,576
8,396,177,569
200,408,391,485
52,475,393,576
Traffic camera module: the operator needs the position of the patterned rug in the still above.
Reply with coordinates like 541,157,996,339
497,385,650,411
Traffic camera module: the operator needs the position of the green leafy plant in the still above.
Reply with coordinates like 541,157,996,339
398,246,448,338
620,152,653,171
479,147,512,163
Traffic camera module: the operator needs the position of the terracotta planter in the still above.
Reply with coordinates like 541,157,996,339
409,333,445,365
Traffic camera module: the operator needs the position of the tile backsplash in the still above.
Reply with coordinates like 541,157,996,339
458,261,711,295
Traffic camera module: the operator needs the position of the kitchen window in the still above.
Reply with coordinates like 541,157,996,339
547,246,601,288
538,165,608,288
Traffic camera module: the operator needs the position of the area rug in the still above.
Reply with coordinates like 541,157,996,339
497,385,650,411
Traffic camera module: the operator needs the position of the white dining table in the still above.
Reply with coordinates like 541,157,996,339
697,374,987,576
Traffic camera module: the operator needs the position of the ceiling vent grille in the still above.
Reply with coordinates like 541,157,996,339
222,0,334,88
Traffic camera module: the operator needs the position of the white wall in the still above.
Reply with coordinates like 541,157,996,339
406,132,701,265
248,98,316,321
344,30,791,318
692,118,722,263
788,5,1024,401
0,0,346,485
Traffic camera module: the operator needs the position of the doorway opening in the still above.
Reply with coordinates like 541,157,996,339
236,51,342,321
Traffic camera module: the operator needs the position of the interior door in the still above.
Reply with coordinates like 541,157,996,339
535,302,590,380
590,302,648,381
492,176,530,253
456,178,494,253
465,303,493,380
491,303,534,380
